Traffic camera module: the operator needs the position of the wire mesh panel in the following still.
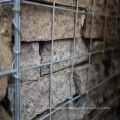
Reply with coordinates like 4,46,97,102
0,0,120,120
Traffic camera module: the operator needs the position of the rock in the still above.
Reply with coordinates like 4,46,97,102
0,5,13,101
21,5,85,41
106,57,120,76
33,93,100,120
73,64,105,94
82,15,116,39
103,78,117,98
0,104,11,120
71,95,98,120
21,42,41,81
40,38,88,76
90,41,120,64
34,0,89,8
87,0,118,15
8,68,75,120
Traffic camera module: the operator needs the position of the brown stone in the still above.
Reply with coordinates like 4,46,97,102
21,42,41,81
82,15,116,39
73,64,105,94
34,0,89,8
8,67,75,120
40,38,88,76
21,4,85,41
0,104,11,120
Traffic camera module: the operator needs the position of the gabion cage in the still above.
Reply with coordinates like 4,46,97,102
0,0,120,120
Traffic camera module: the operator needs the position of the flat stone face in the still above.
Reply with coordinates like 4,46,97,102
82,15,116,39
33,94,101,120
8,68,75,120
21,5,85,42
35,0,89,8
40,38,88,76
73,64,105,94
71,95,98,120
87,0,118,15
103,78,117,98
21,42,41,81
0,5,13,101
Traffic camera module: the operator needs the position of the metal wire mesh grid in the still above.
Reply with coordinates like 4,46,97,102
0,0,120,120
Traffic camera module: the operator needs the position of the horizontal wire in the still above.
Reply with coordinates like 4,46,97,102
2,0,120,19
0,46,119,77
92,95,120,120
21,0,120,18
21,46,120,72
0,69,16,76
39,71,120,120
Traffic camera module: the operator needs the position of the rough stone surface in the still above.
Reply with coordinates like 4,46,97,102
82,15,116,39
33,94,100,120
71,95,98,120
35,0,90,8
8,68,75,120
73,64,105,94
21,42,41,81
103,78,117,98
90,41,120,64
87,0,118,15
40,38,88,76
0,5,13,101
106,57,120,76
21,5,85,41
0,104,11,120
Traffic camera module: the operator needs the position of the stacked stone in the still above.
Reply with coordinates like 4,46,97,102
6,0,120,120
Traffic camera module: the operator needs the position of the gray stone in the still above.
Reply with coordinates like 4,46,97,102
21,42,41,81
40,38,88,76
73,64,105,94
21,5,85,41
108,58,120,75
82,15,116,39
71,95,98,120
33,94,101,120
87,0,118,15
103,78,116,98
8,67,75,120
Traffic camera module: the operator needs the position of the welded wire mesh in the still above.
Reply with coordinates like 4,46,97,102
0,0,120,120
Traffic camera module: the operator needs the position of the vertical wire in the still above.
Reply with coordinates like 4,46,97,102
107,0,120,118
114,0,120,117
69,0,78,119
110,0,119,91
85,0,95,120
13,0,21,119
50,0,55,120
98,0,109,107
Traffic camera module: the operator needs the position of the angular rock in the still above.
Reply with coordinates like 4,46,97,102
73,64,105,94
91,41,120,64
33,93,101,120
8,68,75,120
87,0,118,15
0,104,11,120
21,5,85,41
0,5,13,101
82,15,116,39
21,42,41,81
40,38,88,76
34,0,89,8
106,57,120,76
71,95,98,120
103,78,117,98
